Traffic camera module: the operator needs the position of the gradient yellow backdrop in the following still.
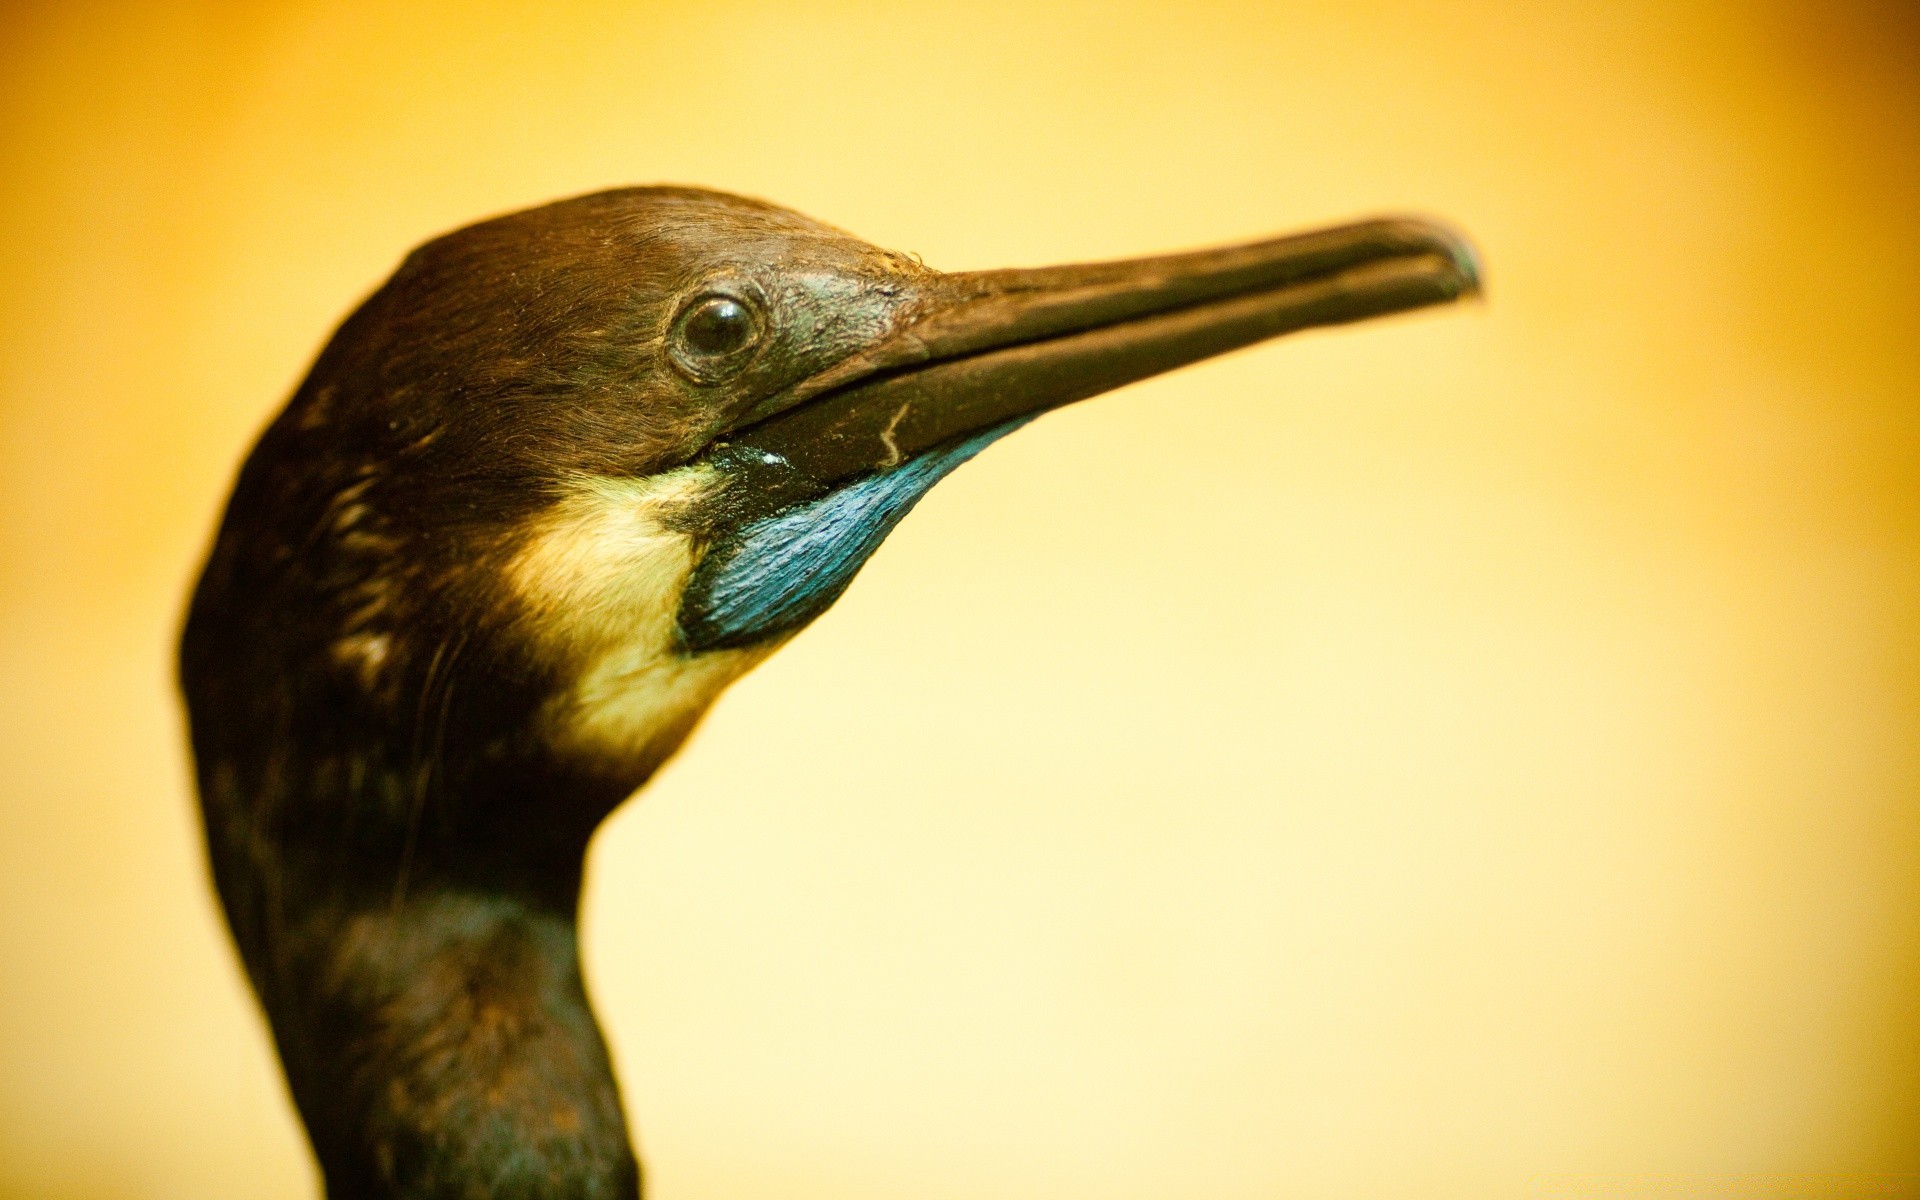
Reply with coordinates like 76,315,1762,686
1,2,1915,1198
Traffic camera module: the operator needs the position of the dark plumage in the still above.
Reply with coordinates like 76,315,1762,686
180,186,1477,1198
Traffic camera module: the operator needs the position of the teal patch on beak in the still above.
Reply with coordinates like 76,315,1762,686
676,417,1033,651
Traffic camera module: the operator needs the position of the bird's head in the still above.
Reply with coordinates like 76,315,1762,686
181,186,1477,904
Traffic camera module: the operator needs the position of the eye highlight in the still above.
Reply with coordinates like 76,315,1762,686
669,291,763,381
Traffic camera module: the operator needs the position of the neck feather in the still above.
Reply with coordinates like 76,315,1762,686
274,889,640,1200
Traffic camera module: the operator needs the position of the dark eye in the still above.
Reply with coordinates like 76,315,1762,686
670,292,763,380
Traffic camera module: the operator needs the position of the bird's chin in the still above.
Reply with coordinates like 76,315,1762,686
675,416,1031,653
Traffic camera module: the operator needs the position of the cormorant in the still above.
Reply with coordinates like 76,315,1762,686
179,186,1478,1199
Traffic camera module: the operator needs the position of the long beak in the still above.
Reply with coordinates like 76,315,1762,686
728,216,1480,484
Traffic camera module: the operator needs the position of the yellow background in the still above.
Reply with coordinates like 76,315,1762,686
1,2,1915,1197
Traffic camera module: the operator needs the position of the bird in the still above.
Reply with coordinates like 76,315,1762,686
179,185,1478,1199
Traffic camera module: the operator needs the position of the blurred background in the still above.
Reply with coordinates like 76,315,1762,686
1,1,1916,1197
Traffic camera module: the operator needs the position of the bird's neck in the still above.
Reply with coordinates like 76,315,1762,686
276,887,641,1199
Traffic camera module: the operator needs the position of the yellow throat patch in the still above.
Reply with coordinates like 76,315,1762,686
506,468,776,779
